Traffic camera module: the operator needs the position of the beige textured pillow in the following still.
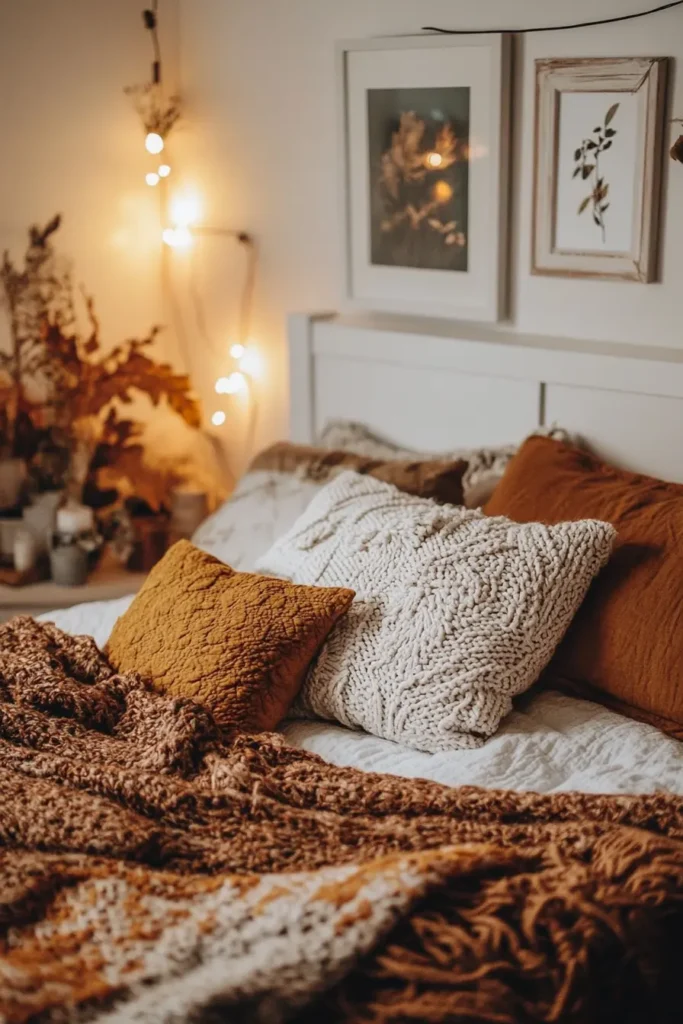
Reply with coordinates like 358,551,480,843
257,472,615,753
317,420,575,508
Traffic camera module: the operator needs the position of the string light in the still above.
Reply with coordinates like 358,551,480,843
215,371,247,395
229,343,245,359
158,163,171,177
145,171,160,187
145,131,164,154
238,347,262,378
211,410,226,427
426,152,443,168
162,225,192,248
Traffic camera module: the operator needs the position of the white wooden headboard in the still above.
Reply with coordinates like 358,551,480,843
288,312,683,484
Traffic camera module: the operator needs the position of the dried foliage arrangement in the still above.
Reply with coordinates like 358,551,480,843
124,81,180,139
0,215,202,511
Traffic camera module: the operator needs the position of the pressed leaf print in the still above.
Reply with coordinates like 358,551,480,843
572,102,618,242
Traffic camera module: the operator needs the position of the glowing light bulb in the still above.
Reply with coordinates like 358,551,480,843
426,152,443,168
157,163,171,177
215,372,247,394
162,225,193,248
239,348,262,378
229,343,245,359
170,191,201,227
145,172,160,187
145,132,164,154
211,410,226,427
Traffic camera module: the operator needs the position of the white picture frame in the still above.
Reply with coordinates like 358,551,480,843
532,56,669,282
338,35,511,323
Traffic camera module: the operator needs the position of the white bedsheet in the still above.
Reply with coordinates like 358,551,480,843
41,597,683,797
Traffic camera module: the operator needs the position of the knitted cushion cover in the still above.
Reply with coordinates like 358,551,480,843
257,472,615,753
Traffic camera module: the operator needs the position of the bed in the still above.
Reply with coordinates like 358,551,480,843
44,311,683,798
5,311,683,1023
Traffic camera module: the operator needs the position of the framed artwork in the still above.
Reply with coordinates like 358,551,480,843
338,35,511,323
533,57,669,282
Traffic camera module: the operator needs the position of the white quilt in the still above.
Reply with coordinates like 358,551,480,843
41,597,683,797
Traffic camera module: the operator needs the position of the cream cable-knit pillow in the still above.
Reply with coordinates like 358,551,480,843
257,472,615,753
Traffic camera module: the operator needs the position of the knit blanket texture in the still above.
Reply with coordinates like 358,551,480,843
0,616,682,1024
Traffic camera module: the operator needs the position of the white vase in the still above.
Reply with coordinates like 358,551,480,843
22,490,62,553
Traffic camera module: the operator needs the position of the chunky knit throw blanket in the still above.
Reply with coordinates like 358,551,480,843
1,618,682,1024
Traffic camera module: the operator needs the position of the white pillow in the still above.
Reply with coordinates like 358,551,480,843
317,420,575,508
192,469,320,572
257,472,614,753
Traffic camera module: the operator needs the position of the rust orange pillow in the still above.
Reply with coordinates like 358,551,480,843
484,435,683,738
105,540,354,732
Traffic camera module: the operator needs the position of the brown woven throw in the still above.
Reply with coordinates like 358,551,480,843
0,616,681,1023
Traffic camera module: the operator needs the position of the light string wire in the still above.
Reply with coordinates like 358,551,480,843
423,0,683,34
187,230,261,464
137,1,259,467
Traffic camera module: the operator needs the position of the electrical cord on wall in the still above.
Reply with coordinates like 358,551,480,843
187,230,261,463
423,0,683,34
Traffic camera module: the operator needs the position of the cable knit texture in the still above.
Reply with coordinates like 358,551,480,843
257,472,615,752
105,540,354,732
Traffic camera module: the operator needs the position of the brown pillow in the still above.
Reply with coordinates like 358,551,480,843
105,540,354,732
250,441,467,506
484,435,683,738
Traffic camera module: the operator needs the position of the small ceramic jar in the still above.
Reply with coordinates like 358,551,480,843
49,543,89,586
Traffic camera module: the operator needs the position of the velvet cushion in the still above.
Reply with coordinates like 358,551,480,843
484,435,683,738
105,540,354,732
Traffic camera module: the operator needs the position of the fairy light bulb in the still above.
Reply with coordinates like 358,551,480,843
145,171,160,187
162,225,193,248
215,371,247,395
426,152,443,168
230,343,245,359
239,347,262,378
211,410,226,427
170,191,201,228
157,163,171,177
145,132,164,154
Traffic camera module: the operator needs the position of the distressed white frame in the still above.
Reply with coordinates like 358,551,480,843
532,56,668,282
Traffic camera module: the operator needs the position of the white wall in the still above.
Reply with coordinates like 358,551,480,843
176,0,683,460
0,2,230,496
0,0,177,359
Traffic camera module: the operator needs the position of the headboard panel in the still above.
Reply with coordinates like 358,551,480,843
288,312,683,483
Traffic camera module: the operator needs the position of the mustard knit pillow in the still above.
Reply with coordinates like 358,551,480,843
106,540,354,732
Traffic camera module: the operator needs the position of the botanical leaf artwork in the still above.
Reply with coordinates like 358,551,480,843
368,88,470,272
572,102,619,242
378,113,464,246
